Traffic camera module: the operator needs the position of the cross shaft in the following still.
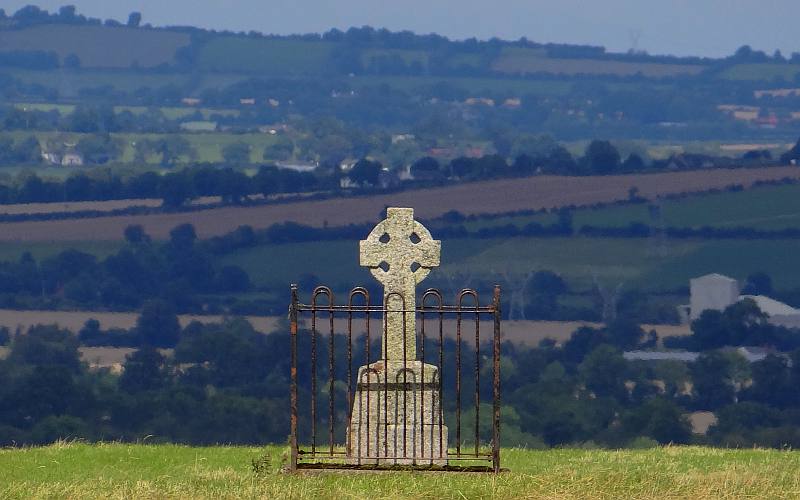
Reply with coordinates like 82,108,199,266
360,207,441,361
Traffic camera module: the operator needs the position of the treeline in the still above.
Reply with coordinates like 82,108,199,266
579,223,800,240
0,223,256,314
2,310,799,448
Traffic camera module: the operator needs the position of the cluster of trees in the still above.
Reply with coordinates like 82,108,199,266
668,299,800,352
0,105,183,134
0,5,143,30
0,164,320,207
0,224,252,313
2,306,799,448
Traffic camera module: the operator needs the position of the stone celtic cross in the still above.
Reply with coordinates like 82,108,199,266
360,207,441,361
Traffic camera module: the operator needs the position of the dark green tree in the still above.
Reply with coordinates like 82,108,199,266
347,159,382,186
136,300,181,348
119,346,168,393
221,142,251,165
582,140,621,175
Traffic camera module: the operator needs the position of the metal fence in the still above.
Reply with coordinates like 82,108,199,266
289,284,502,472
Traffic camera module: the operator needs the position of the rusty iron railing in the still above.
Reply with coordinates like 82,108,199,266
289,284,502,472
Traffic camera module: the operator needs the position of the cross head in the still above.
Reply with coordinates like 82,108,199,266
360,207,441,361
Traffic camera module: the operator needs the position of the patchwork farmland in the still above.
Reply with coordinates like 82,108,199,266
0,166,797,242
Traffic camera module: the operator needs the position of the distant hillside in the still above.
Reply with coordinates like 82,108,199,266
2,4,798,83
0,25,189,68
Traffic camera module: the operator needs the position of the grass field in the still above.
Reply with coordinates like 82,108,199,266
14,102,240,121
0,25,189,68
492,47,706,77
196,38,335,75
222,236,800,291
720,63,800,81
466,182,800,231
0,167,797,242
5,130,277,164
1,443,798,499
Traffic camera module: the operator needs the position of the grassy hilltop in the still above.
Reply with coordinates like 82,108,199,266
1,443,798,499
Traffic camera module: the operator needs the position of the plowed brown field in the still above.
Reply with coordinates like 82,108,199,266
1,167,798,242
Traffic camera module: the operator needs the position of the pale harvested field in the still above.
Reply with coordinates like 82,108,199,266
0,167,797,242
0,196,225,216
0,310,283,334
0,309,689,368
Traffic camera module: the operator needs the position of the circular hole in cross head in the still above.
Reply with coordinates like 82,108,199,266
378,261,390,272
410,262,421,272
379,232,391,243
409,232,421,244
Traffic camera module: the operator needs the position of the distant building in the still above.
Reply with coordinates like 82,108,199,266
274,160,317,173
391,134,415,144
754,88,800,99
258,124,288,135
239,98,256,106
267,98,280,107
465,97,495,107
624,346,777,364
61,151,84,166
181,97,202,106
41,151,61,165
502,98,522,108
679,273,800,328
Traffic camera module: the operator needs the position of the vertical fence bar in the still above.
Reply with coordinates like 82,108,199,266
365,295,371,462
328,290,335,458
310,292,318,456
347,288,368,458
402,293,408,461
346,292,354,457
474,293,481,458
455,292,462,457
492,285,502,473
383,297,389,460
438,296,444,460
289,284,299,471
420,297,426,463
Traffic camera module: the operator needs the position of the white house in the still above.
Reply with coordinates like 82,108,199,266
680,273,800,328
61,152,84,166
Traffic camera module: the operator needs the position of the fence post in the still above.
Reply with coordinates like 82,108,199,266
492,285,502,473
289,284,299,471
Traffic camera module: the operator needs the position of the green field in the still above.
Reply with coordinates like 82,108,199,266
464,183,800,232
14,103,240,121
5,130,277,165
1,443,798,499
0,25,188,68
0,241,122,262
196,38,335,75
720,63,800,81
221,236,800,292
492,47,706,77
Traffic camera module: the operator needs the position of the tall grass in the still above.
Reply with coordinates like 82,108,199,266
1,443,798,499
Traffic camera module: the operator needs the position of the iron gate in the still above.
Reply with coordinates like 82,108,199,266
289,284,502,472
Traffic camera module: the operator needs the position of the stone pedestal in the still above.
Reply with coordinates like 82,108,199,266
347,360,448,465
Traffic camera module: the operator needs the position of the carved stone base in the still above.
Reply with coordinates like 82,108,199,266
347,360,448,465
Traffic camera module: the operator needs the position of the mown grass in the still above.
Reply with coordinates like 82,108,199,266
1,442,798,499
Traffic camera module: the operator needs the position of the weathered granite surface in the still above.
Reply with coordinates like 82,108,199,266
348,360,448,465
359,207,440,362
348,207,448,464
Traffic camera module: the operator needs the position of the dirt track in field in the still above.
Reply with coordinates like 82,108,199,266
0,167,798,242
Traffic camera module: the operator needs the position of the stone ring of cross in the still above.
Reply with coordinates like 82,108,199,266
359,207,441,287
